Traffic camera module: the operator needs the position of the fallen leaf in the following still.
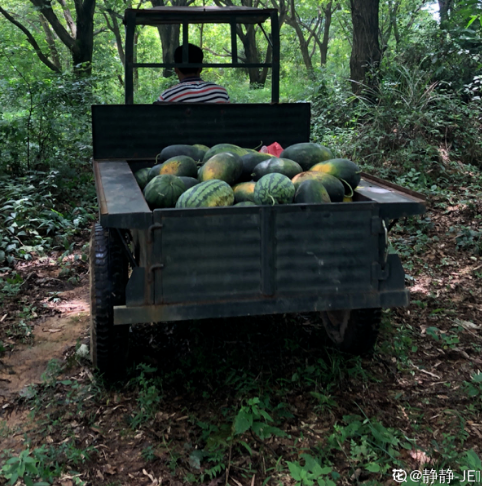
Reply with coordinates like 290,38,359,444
454,318,481,330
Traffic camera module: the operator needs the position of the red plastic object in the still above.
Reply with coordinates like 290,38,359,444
259,142,283,157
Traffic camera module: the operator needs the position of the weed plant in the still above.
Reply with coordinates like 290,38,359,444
0,169,96,267
311,65,482,175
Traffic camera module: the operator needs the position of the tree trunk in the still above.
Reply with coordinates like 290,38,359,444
320,2,333,65
157,24,180,78
286,18,314,74
242,24,264,87
25,0,96,76
151,0,194,78
438,0,453,26
72,0,95,75
349,0,381,95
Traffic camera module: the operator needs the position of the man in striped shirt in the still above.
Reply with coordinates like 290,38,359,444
157,44,229,103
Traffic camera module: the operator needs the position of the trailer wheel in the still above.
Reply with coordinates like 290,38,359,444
320,308,381,355
90,223,129,378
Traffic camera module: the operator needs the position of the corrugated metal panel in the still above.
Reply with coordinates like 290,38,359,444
149,205,380,305
157,211,262,303
92,104,310,159
275,208,377,294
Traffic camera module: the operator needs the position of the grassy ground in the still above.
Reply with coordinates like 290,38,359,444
0,161,482,486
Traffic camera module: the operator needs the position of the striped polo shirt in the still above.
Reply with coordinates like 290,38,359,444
158,76,230,103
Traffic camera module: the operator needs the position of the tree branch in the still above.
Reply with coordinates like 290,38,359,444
101,9,124,64
57,0,76,37
39,13,62,70
0,5,61,72
29,0,75,50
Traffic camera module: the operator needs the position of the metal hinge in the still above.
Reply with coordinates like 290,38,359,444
147,223,163,244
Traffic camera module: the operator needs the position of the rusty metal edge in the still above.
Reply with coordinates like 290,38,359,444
360,172,427,203
113,289,408,325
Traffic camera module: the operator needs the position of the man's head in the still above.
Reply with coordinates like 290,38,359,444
174,43,203,76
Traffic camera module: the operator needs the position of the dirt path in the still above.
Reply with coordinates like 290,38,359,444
0,284,90,398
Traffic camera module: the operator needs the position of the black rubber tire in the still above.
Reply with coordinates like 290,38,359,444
320,308,381,355
90,223,129,378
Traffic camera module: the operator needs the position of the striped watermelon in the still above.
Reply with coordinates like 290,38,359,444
144,175,186,209
134,168,151,190
175,180,235,208
254,173,295,205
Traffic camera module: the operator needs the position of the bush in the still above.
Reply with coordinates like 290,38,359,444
311,64,482,175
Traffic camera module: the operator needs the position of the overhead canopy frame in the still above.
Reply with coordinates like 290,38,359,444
123,7,280,104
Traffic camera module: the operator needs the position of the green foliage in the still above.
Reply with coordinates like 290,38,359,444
129,364,163,428
0,448,50,486
0,170,96,266
233,396,289,440
287,454,336,486
312,62,482,172
463,371,482,399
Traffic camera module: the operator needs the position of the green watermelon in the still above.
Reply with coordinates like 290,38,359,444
233,181,256,203
176,180,235,208
292,172,345,202
280,143,333,171
198,152,243,185
192,144,210,163
310,158,361,194
159,144,203,163
252,157,303,181
234,201,257,207
178,176,200,190
134,168,151,190
294,180,331,204
144,175,186,209
202,143,250,162
157,155,198,178
254,173,295,205
239,152,273,182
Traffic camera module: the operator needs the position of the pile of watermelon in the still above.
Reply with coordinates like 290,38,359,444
134,143,362,209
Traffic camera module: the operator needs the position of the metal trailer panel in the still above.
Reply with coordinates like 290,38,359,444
115,253,407,324
92,104,311,160
93,160,151,229
152,209,262,303
133,203,383,307
275,207,378,293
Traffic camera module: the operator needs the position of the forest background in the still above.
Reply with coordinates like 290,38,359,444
0,0,482,485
